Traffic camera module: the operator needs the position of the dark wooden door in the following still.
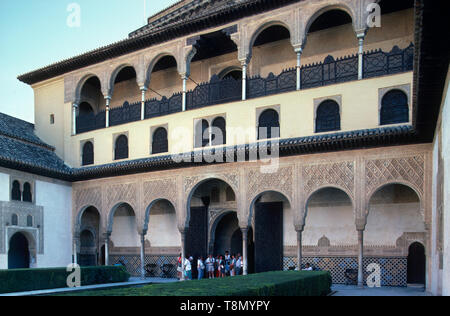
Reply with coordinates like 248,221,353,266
254,202,283,273
185,206,208,279
407,242,426,285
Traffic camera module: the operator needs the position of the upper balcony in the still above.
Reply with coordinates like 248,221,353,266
71,1,415,136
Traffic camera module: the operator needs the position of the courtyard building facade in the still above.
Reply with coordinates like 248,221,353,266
0,0,448,295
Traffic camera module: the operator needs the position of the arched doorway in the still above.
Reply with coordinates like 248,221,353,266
78,206,100,266
8,233,30,269
187,179,237,278
407,242,425,285
213,212,240,256
79,230,97,267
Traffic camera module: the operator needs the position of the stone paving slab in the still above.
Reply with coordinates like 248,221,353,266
331,285,432,296
0,277,179,297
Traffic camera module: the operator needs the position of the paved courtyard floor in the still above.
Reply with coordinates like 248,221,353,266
331,284,432,296
0,277,178,296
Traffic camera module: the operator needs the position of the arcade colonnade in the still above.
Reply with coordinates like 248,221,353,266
72,144,431,287
65,0,378,135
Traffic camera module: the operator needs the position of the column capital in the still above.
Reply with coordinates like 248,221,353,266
293,46,303,54
295,224,305,233
72,102,79,109
355,218,367,231
179,73,188,81
356,30,367,40
140,86,148,92
239,57,250,67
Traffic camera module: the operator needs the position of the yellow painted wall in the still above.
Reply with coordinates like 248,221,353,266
60,72,412,167
33,78,66,158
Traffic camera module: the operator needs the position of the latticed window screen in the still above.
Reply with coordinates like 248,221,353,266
11,181,21,201
380,90,409,125
115,135,129,160
22,182,32,203
152,127,168,154
316,100,341,133
82,141,94,166
195,120,210,148
211,117,226,146
11,214,18,226
258,109,280,140
27,215,33,227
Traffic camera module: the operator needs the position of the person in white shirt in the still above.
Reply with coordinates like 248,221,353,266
303,263,313,271
184,256,192,280
205,254,215,279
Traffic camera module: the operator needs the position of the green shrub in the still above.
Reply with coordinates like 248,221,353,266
0,266,130,294
63,271,331,296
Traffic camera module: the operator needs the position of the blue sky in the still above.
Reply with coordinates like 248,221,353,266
0,0,178,123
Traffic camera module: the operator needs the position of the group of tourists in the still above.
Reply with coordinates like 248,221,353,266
177,251,243,280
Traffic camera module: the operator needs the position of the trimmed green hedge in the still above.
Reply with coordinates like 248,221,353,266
63,271,331,296
0,266,130,294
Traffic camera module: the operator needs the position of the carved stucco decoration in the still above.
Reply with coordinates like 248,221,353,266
75,187,102,213
184,172,240,197
365,155,425,203
303,161,355,200
246,166,294,211
105,182,138,216
143,178,178,210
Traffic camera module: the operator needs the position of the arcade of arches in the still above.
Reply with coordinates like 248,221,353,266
72,144,431,287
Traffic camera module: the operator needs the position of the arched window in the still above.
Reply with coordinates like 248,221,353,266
226,186,236,202
27,215,33,227
114,135,129,160
11,181,21,201
82,141,94,166
380,90,409,125
22,182,32,203
258,109,280,140
195,120,210,148
211,187,220,203
316,100,341,133
11,214,18,226
211,117,226,146
152,128,168,154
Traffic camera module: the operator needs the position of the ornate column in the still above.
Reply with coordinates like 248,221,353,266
140,87,147,121
73,236,80,265
357,229,364,288
180,228,186,281
105,96,111,128
181,74,188,111
357,33,366,80
296,228,304,270
104,233,111,266
295,48,303,91
140,232,146,279
241,60,248,101
241,227,249,275
71,103,78,136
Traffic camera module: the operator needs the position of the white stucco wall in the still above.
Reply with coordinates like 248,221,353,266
431,135,441,295
442,79,450,297
0,172,9,202
35,180,72,268
304,205,356,246
111,207,140,248
147,210,180,247
365,202,424,246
